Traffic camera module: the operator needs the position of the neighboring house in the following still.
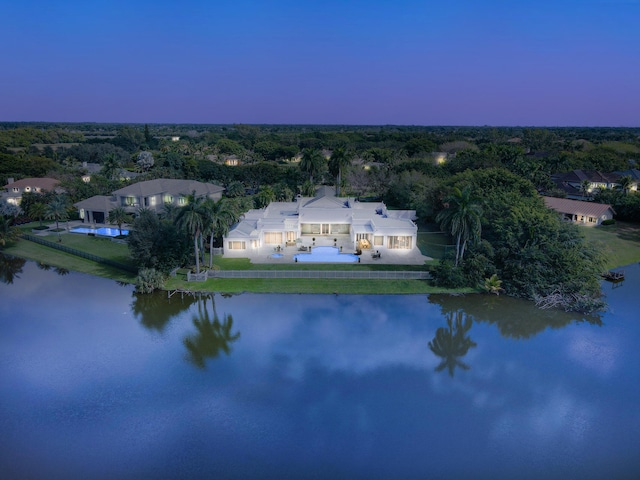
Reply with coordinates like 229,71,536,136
1,177,62,206
224,155,241,166
223,187,418,254
74,178,224,224
80,162,140,183
543,196,615,226
551,170,621,199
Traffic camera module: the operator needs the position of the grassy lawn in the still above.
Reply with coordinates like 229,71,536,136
4,238,136,283
581,221,640,270
164,275,478,295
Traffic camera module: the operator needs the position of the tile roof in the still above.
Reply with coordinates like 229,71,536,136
112,179,224,197
4,177,60,191
543,196,615,218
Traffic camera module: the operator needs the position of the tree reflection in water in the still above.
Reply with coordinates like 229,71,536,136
429,293,602,339
429,310,477,377
184,293,240,369
0,253,26,284
131,290,197,332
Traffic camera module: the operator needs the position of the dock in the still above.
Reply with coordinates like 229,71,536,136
602,270,624,282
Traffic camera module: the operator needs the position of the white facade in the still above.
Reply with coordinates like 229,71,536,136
224,192,418,255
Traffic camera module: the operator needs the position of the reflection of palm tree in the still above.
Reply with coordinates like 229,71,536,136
0,253,26,284
54,267,70,276
184,294,240,369
131,290,196,332
429,310,477,377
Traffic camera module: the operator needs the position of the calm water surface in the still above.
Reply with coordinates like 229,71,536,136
1,257,639,479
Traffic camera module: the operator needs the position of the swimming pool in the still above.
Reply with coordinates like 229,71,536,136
294,246,359,263
70,227,129,237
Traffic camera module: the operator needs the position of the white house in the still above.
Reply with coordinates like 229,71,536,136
223,188,418,255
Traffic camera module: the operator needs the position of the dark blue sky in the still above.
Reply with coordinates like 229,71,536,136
2,0,639,126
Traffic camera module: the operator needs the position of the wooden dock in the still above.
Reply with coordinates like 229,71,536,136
602,270,624,282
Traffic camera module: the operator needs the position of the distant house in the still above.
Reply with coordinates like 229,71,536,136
223,187,418,254
551,170,621,199
224,155,241,166
74,178,224,224
543,196,615,226
80,162,140,183
1,177,62,206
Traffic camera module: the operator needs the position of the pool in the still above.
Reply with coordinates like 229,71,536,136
294,246,359,263
271,253,283,259
70,227,129,237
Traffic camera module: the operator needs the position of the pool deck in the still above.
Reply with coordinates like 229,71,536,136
232,238,432,266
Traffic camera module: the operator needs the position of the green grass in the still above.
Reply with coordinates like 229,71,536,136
581,221,640,270
417,231,451,261
4,238,136,283
164,276,478,295
207,255,431,272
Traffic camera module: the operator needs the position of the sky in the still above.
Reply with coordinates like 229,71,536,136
1,0,639,126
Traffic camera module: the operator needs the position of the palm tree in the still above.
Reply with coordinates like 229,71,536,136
328,146,353,196
184,294,240,369
28,202,47,227
255,186,275,208
436,187,482,266
45,194,69,242
618,175,633,195
428,310,477,377
299,148,324,184
101,153,121,180
483,274,504,295
225,180,245,198
175,191,207,274
202,198,239,268
0,217,20,248
107,206,132,236
579,179,591,199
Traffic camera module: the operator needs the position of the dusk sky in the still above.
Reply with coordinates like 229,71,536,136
2,0,639,126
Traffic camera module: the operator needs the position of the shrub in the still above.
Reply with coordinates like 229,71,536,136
135,268,165,294
432,260,468,288
601,218,616,226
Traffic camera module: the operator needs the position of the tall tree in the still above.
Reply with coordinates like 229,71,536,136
45,194,69,242
0,217,20,248
107,206,132,236
436,187,482,266
27,202,47,227
202,198,239,268
579,179,591,199
328,146,353,196
618,175,633,195
299,148,324,184
175,191,207,274
101,153,121,181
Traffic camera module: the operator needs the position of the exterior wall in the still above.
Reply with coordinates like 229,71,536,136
559,210,613,226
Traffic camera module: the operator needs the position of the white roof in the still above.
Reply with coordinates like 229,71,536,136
225,193,416,240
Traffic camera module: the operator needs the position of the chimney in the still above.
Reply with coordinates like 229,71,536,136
7,177,14,184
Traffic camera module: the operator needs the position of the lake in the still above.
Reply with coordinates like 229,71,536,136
1,257,639,479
